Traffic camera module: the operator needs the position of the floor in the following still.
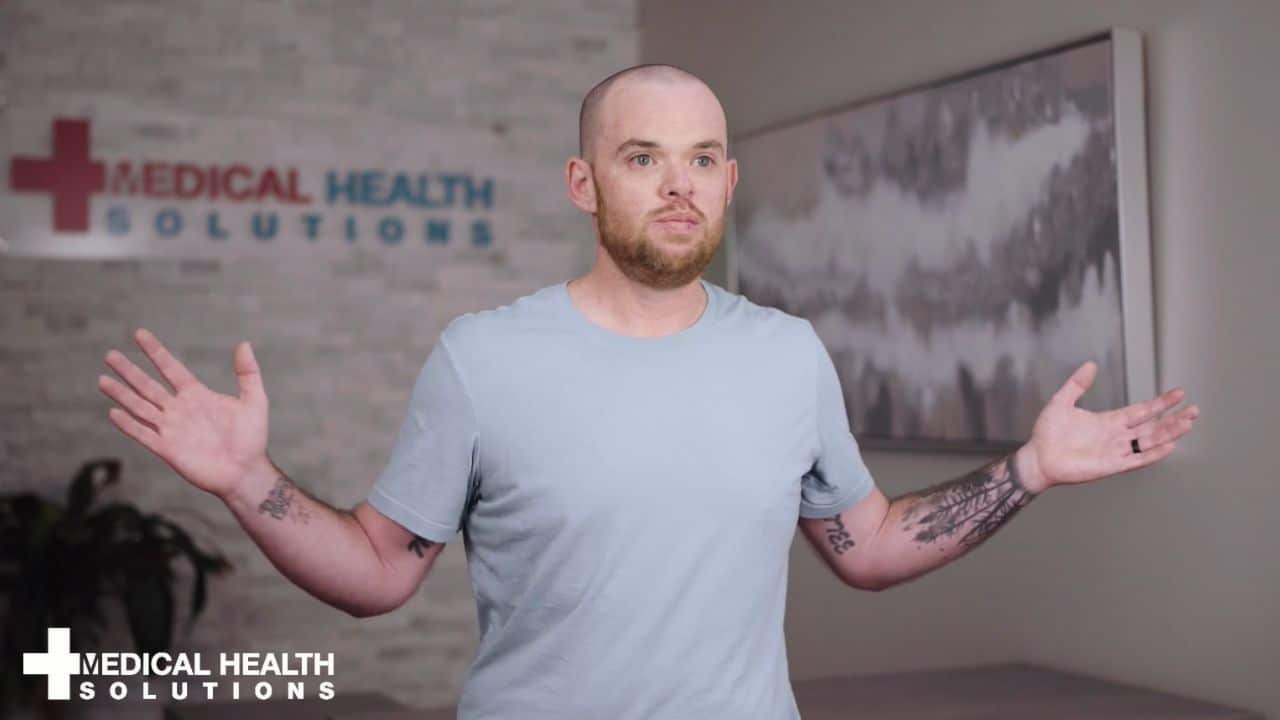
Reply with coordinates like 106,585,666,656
157,662,1263,719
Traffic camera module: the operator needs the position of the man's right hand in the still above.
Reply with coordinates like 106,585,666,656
98,328,440,618
98,328,270,501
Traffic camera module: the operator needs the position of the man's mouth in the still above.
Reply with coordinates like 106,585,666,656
653,214,700,232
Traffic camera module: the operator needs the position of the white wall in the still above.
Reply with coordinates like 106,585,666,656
642,1,1277,717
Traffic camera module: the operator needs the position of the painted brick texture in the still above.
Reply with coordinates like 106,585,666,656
1,0,636,714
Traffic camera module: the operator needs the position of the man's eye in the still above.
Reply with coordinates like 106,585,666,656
632,154,652,167
695,156,715,167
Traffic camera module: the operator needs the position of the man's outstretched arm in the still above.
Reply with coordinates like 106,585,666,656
799,445,1043,591
98,328,446,618
224,456,448,617
801,362,1199,591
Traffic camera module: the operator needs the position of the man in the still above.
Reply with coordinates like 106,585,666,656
97,64,1200,718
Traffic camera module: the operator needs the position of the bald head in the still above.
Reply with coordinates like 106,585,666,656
577,64,722,163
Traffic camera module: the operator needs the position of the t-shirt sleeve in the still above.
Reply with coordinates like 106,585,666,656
366,331,480,544
799,321,876,519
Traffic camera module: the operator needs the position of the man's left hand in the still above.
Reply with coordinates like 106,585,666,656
1016,361,1200,495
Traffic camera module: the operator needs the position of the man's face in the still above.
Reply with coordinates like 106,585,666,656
587,80,738,290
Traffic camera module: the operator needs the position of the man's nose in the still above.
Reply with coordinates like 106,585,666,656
659,165,694,199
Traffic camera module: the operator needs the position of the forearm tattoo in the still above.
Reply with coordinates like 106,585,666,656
407,535,435,558
899,454,1034,551
257,473,312,524
822,512,856,555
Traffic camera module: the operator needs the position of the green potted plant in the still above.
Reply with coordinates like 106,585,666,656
0,458,231,717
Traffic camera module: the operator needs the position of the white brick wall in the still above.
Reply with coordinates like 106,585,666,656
1,0,635,714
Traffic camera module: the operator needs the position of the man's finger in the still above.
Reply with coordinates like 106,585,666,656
107,407,163,456
1117,387,1186,428
134,328,202,393
1054,361,1098,406
1117,440,1177,472
1134,414,1196,451
98,374,163,428
104,349,173,409
235,341,267,404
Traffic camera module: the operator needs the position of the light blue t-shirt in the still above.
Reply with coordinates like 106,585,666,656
367,277,876,719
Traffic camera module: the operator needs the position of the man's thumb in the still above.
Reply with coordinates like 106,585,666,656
235,341,266,403
1055,360,1097,406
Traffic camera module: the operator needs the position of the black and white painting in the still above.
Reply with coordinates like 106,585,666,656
732,30,1154,451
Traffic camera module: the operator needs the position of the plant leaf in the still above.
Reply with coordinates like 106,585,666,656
66,458,120,518
122,575,173,656
151,519,231,630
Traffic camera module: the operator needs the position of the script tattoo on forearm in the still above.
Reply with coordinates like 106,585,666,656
407,535,435,558
257,475,293,520
822,513,856,555
898,454,1034,551
257,473,312,524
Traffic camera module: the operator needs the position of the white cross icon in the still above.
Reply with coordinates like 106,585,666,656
23,628,81,700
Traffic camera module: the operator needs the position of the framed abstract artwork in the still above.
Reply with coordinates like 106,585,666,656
730,29,1155,452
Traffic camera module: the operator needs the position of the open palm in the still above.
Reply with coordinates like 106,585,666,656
98,328,270,500
1025,361,1200,490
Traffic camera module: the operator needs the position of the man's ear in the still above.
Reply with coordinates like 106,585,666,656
725,157,739,208
566,157,598,214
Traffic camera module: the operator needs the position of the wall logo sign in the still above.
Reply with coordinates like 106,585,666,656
10,119,103,232
23,627,337,703
7,117,496,250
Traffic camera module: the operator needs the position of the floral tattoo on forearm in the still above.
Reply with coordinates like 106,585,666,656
899,454,1034,551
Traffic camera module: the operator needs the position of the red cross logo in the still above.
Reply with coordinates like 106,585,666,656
10,118,105,233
